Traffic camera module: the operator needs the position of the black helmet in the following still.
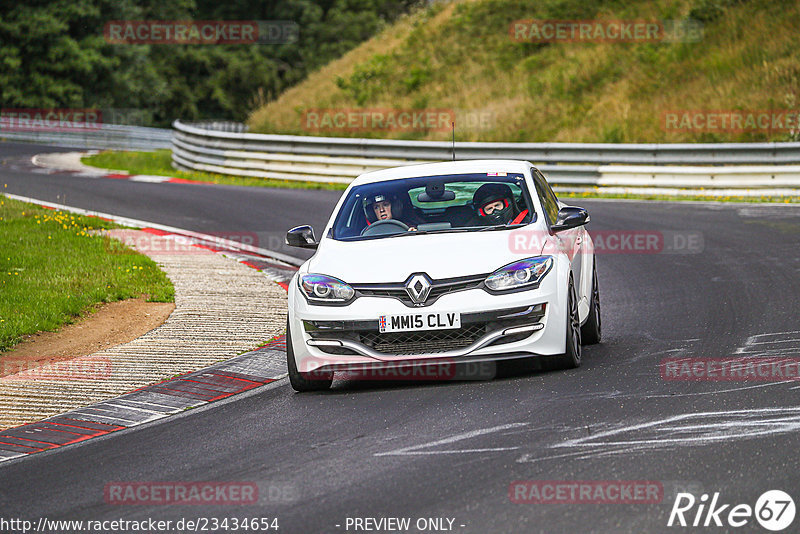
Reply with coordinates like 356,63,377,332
473,183,516,224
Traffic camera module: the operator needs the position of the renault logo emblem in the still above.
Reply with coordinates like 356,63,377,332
405,273,432,304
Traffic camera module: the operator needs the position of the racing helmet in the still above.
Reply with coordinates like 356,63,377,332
472,183,517,225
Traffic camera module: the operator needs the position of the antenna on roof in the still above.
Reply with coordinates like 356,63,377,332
451,121,456,161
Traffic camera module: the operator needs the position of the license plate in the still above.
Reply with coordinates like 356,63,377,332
378,312,461,333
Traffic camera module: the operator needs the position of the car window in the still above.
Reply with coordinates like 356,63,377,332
533,171,559,225
331,173,536,241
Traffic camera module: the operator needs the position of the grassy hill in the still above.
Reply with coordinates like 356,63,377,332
248,0,800,143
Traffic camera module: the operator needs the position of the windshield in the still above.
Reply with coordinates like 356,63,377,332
331,172,536,241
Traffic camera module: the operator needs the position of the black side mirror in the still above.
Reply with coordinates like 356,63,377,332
551,206,589,232
286,225,318,249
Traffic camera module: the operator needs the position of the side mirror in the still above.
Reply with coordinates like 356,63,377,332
551,206,589,232
286,225,318,249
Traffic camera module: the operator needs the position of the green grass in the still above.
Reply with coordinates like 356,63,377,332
0,196,175,353
249,0,800,144
82,150,348,191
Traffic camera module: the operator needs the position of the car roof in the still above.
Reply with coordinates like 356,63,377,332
350,159,534,187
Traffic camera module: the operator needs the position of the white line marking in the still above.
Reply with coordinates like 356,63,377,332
551,407,800,454
375,422,528,457
517,406,800,463
642,381,790,397
736,331,800,354
100,402,177,415
746,339,800,346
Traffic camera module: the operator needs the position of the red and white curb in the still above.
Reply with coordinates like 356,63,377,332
0,338,288,462
30,151,215,185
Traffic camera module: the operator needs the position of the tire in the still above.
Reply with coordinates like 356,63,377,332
580,261,602,345
543,275,582,371
286,318,333,392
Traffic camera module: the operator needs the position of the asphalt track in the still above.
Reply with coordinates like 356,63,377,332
2,142,800,533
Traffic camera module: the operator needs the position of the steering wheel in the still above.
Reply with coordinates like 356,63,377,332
360,219,410,236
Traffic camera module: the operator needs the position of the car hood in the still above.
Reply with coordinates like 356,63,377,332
306,229,547,283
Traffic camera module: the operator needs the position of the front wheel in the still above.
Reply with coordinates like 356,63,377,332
543,275,582,371
580,261,601,345
286,318,333,392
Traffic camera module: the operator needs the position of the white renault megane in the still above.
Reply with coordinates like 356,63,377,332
284,160,600,391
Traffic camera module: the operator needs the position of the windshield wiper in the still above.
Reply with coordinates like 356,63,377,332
385,228,470,238
476,224,525,231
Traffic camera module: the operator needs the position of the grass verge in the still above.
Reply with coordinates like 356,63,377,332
82,150,348,191
248,0,800,144
0,196,175,353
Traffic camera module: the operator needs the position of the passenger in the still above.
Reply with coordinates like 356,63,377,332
470,183,528,226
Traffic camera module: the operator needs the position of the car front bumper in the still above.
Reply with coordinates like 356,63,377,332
288,273,568,374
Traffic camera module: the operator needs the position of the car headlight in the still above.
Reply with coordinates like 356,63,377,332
299,274,355,304
485,256,553,291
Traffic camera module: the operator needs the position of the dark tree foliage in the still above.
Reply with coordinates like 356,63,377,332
0,0,418,125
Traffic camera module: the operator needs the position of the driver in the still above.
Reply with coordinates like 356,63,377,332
364,193,417,231
471,183,528,226
370,194,395,222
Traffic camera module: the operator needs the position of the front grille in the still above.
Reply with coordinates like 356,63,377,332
359,324,486,355
353,275,486,307
304,304,546,357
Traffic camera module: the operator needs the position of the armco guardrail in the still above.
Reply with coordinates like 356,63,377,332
171,120,800,188
1,123,172,150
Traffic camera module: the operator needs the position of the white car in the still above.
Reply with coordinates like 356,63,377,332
284,160,600,391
